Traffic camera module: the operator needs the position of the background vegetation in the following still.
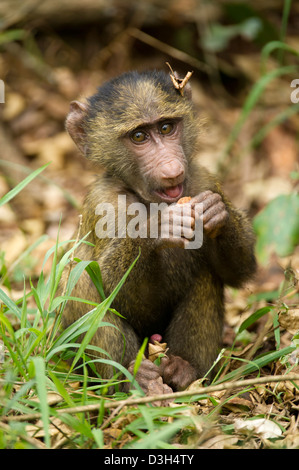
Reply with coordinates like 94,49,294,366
0,0,298,449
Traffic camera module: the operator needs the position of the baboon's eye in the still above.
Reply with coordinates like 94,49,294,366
160,122,174,135
131,130,147,143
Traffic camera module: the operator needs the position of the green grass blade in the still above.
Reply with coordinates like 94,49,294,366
128,418,189,449
272,311,281,349
48,371,76,407
67,250,141,374
92,428,104,448
31,357,50,447
23,329,47,361
48,230,61,309
220,64,298,162
64,260,100,300
20,281,28,330
49,234,92,307
1,379,35,417
217,345,296,383
0,162,50,207
261,40,299,74
278,0,292,63
133,337,148,375
0,287,22,320
0,159,80,209
0,29,26,45
249,103,299,148
80,259,106,300
68,298,116,375
237,306,273,334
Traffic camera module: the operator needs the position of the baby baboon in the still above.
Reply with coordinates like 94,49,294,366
62,69,256,392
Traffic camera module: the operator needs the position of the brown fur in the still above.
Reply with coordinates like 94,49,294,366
61,70,256,391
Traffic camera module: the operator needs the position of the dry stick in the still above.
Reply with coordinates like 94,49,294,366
245,317,275,364
128,28,212,74
166,62,193,96
101,402,126,431
61,373,299,411
3,373,299,423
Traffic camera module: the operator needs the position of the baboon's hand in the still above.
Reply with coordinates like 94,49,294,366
158,203,196,249
123,359,172,395
159,355,197,391
191,190,229,238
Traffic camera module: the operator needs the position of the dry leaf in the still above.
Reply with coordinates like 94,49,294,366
21,132,74,169
201,434,239,449
0,229,27,263
148,340,168,363
0,204,16,224
26,417,70,439
234,418,282,439
2,92,26,120
29,392,63,406
279,309,299,335
222,396,253,413
105,428,122,439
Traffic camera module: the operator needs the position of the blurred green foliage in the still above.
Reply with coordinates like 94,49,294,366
254,193,299,264
202,17,262,52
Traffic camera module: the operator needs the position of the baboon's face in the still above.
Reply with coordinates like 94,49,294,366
123,118,187,203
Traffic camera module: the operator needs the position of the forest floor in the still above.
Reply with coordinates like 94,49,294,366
0,1,299,449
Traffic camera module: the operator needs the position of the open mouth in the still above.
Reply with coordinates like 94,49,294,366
154,184,184,202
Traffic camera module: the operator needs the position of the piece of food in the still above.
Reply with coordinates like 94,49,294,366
177,196,191,204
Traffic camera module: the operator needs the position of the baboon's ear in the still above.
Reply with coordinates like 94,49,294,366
65,100,89,156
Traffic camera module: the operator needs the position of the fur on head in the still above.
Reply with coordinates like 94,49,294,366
66,69,200,191
87,70,197,155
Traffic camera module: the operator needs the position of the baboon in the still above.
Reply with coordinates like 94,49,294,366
62,69,256,392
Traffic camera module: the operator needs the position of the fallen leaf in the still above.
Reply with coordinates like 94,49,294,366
279,309,299,335
2,92,26,120
199,430,239,449
222,396,253,413
148,340,168,363
234,418,282,439
105,428,122,439
0,229,27,263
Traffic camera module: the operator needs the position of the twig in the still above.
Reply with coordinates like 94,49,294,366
100,402,126,431
166,62,193,96
244,316,274,364
79,373,299,410
3,373,299,422
128,28,211,74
